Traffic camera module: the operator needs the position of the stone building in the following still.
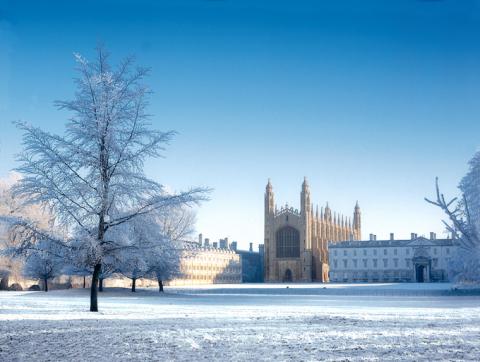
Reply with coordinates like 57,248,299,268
264,178,361,283
234,242,264,283
167,241,242,286
328,233,456,283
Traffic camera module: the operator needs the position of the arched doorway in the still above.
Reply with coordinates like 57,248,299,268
284,269,292,282
415,265,425,283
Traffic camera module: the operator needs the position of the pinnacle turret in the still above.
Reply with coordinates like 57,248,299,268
265,178,275,216
303,176,309,186
266,178,273,192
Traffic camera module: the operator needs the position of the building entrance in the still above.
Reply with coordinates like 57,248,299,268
415,264,425,283
284,269,292,282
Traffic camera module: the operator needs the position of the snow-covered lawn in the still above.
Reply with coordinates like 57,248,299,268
1,284,479,361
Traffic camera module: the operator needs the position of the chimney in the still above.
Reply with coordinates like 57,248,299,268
249,242,253,252
225,237,229,249
213,241,218,248
198,233,203,246
230,241,238,251
411,233,416,240
369,234,374,241
430,232,436,240
374,234,377,241
204,238,210,246
219,238,227,249
390,233,394,241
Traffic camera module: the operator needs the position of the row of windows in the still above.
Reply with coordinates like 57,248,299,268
185,256,239,264
332,257,448,269
330,269,449,282
183,262,240,269
331,270,411,278
182,274,241,281
333,247,450,257
183,266,241,273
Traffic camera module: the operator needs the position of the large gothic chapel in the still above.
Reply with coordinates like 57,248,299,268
264,178,361,282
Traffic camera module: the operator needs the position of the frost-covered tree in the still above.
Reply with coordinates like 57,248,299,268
63,264,91,288
119,250,149,292
147,205,195,292
116,215,159,292
9,47,208,311
148,242,182,292
0,174,52,289
98,256,117,292
157,205,196,242
116,247,149,292
4,213,68,291
22,238,66,292
426,149,480,284
460,151,480,243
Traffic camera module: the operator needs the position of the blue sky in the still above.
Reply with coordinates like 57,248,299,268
1,0,480,249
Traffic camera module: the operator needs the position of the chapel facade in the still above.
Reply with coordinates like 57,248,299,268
264,178,361,282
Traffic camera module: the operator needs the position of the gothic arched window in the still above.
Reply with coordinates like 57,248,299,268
276,226,300,258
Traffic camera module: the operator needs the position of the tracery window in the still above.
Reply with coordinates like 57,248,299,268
276,226,300,258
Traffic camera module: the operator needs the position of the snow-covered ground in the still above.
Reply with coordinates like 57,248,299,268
1,283,479,361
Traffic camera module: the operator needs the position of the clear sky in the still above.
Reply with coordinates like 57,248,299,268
1,0,480,250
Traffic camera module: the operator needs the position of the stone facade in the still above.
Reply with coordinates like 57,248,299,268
167,242,242,286
264,178,361,282
328,233,456,283
0,241,243,290
235,243,264,283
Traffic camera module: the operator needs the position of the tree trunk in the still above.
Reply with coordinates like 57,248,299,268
0,274,9,290
131,278,136,292
90,263,101,312
94,207,106,308
44,278,48,292
158,278,164,292
83,275,86,289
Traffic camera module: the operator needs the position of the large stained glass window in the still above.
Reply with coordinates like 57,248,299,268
276,226,300,258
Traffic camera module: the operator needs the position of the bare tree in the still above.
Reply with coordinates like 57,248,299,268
8,47,208,311
426,150,480,283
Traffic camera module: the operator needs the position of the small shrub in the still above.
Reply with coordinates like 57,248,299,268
28,285,41,291
8,283,23,291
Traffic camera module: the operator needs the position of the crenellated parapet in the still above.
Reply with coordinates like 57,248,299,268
275,204,300,216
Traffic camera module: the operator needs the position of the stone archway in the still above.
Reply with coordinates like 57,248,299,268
284,269,292,282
